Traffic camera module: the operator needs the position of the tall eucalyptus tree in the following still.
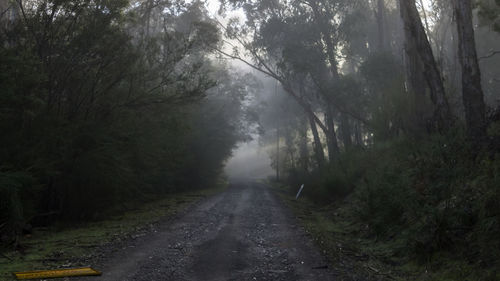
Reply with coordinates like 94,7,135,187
399,0,452,132
453,0,487,140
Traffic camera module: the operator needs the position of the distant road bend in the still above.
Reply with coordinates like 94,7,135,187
78,181,335,281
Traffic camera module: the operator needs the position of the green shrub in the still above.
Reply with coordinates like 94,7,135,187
0,171,34,238
355,148,417,236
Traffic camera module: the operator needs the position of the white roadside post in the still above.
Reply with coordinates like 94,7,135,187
295,184,305,200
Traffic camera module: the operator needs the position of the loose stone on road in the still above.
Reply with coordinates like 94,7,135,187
78,181,335,280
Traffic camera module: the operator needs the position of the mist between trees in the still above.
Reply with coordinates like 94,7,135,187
1,0,500,276
218,0,500,274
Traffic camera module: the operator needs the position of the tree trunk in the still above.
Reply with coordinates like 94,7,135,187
354,121,363,146
144,0,153,38
276,125,280,181
298,119,309,172
403,18,428,134
399,0,452,132
376,0,388,51
309,113,325,168
340,113,352,149
309,3,343,159
453,0,487,140
325,107,340,161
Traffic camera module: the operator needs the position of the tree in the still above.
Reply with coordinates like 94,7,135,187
0,0,251,239
453,0,487,140
399,0,452,132
375,0,388,51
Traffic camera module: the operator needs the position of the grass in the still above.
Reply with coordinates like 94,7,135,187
0,180,228,280
268,180,403,279
269,181,500,281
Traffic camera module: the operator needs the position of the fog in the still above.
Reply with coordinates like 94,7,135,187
2,0,500,279
224,137,274,180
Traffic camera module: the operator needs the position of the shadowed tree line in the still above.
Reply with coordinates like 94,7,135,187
0,0,253,245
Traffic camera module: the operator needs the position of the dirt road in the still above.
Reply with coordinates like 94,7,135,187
78,181,335,280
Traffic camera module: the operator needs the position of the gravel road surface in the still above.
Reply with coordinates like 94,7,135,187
77,181,336,281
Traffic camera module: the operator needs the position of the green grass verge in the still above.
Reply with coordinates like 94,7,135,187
0,180,228,280
269,181,500,281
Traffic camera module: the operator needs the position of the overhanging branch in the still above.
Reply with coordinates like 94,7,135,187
479,50,500,60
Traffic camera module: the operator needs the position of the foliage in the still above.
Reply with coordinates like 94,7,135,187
477,0,500,32
0,171,34,237
291,129,500,272
0,0,251,243
0,182,227,280
224,0,500,277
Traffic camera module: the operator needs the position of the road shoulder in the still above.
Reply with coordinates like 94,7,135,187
0,184,227,280
267,181,406,281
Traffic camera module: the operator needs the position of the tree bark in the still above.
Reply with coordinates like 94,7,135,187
298,119,309,172
354,121,363,146
276,125,280,181
402,17,428,133
325,106,340,160
340,113,352,149
309,113,325,168
399,0,452,132
376,0,388,51
453,0,487,140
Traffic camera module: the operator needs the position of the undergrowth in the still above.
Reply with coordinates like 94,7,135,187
280,130,500,280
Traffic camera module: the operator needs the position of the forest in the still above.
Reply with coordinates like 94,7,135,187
244,0,500,278
0,0,255,239
1,0,500,280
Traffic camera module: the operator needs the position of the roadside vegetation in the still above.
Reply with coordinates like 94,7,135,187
0,0,254,251
0,179,227,280
2,0,500,279
230,0,500,279
273,139,500,280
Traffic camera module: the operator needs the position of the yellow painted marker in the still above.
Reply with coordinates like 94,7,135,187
13,267,101,279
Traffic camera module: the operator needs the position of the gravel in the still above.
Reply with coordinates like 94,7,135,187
75,180,336,281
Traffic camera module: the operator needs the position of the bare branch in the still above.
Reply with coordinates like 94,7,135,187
479,50,500,60
213,47,277,79
212,46,329,132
